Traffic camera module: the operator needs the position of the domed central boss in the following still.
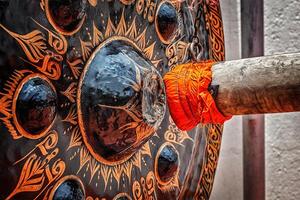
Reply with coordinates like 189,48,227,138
78,39,166,164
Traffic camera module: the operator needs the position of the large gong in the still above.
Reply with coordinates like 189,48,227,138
0,0,225,199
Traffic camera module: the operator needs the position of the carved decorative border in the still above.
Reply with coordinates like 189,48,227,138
194,0,225,199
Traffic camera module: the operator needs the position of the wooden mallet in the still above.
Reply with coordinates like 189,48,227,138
163,53,300,130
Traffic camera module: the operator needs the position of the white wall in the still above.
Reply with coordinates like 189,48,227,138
264,0,300,199
211,0,300,199
210,0,243,199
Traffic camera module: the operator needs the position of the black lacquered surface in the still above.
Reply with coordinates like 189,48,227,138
0,0,222,199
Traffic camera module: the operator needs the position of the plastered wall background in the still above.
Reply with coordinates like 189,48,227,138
211,0,300,199
264,0,300,199
210,0,243,199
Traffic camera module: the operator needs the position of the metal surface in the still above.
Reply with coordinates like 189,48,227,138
0,0,225,199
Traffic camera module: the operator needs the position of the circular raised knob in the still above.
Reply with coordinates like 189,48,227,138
45,0,87,35
78,39,166,164
50,176,85,200
155,1,179,44
15,75,57,139
155,143,179,183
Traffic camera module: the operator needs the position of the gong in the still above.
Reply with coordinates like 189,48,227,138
0,0,225,199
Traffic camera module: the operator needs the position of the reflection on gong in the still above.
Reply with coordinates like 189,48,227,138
155,143,179,183
155,1,179,44
50,176,85,200
14,74,57,139
78,38,166,164
45,0,87,35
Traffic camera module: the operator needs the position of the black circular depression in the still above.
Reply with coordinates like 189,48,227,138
53,179,84,200
157,144,179,182
156,1,179,44
47,0,87,33
78,39,166,163
16,77,57,135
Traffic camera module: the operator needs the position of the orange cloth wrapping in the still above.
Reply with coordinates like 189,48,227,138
163,61,232,131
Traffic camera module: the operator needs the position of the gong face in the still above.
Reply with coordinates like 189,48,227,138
0,0,224,199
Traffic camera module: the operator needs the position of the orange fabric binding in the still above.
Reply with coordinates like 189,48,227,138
163,61,232,131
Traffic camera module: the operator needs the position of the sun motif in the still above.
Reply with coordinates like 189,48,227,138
61,8,167,188
71,8,165,183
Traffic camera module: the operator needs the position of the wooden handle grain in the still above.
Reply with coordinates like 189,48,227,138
211,53,300,116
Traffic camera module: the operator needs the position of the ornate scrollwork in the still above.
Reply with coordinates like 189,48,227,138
33,19,67,55
0,20,67,80
133,171,156,200
164,117,192,145
6,131,65,200
204,0,225,61
194,124,223,199
166,40,189,67
0,24,46,63
136,0,157,23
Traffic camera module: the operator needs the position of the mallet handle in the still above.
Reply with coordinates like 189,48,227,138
212,53,300,116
